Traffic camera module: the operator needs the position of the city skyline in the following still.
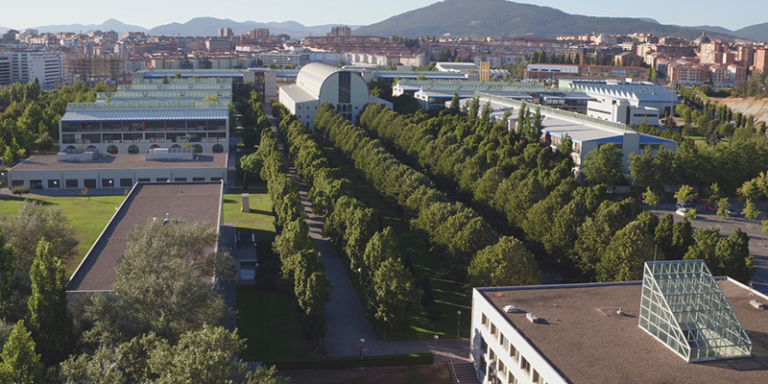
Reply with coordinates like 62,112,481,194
0,0,765,33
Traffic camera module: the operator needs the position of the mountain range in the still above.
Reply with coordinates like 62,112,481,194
353,0,768,42
24,17,358,39
5,1,768,42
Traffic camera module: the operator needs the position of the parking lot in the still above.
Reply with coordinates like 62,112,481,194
648,200,768,293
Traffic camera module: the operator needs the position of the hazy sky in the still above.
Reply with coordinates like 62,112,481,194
0,0,764,31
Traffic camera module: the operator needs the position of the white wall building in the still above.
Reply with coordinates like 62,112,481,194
279,63,392,130
6,51,63,89
568,81,679,120
469,261,767,384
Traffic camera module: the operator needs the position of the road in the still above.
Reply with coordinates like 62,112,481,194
648,200,768,293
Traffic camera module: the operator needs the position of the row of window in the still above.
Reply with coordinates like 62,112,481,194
61,132,227,144
16,177,223,189
61,120,227,133
62,144,223,155
481,313,546,384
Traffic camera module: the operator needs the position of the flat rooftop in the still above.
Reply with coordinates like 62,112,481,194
480,279,768,384
11,154,227,172
541,116,622,143
68,183,222,291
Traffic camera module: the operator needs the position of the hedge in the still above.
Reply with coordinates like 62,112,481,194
265,353,434,370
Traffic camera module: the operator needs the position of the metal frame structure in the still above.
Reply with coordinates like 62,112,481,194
639,260,752,362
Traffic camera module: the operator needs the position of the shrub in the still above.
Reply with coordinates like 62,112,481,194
11,185,30,196
420,273,434,307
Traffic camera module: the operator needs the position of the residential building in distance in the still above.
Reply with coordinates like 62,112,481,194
279,63,392,130
0,54,10,86
250,28,270,41
328,26,352,37
217,27,233,38
5,50,64,89
470,260,767,384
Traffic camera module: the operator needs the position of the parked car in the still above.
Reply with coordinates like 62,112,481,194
692,197,703,203
727,208,739,217
704,204,716,212
675,208,689,217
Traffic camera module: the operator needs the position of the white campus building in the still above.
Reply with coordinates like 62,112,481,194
279,63,392,130
469,260,768,384
564,80,680,126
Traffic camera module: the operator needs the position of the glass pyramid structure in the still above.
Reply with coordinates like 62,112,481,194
638,260,752,362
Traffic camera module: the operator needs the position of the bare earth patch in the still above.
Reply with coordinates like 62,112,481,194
711,97,768,123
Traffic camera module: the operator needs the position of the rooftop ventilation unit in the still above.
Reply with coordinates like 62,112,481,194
526,312,538,323
750,299,766,310
504,305,519,313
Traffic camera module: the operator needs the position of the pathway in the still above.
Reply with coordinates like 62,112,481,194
263,103,470,361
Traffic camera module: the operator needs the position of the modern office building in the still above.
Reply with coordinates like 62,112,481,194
57,101,229,156
470,260,767,384
4,50,64,89
279,63,392,130
565,80,679,122
0,54,10,86
473,92,678,172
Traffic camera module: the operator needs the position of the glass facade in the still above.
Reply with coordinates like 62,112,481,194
639,260,752,362
60,120,227,145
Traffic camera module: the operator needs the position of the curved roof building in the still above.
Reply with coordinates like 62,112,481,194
279,63,392,130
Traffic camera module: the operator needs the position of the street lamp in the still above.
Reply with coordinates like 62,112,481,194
357,267,362,287
457,310,462,338
433,335,439,358
360,338,365,369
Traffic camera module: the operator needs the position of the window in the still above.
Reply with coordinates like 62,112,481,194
192,177,205,182
500,333,508,351
480,336,488,354
478,355,487,377
489,349,496,362
107,145,118,154
520,356,531,377
102,179,114,188
338,71,351,104
65,179,78,188
47,180,60,188
84,179,97,188
491,323,498,339
507,371,518,384
482,313,489,329
175,178,187,182
128,145,139,154
30,180,43,189
532,370,544,384
211,177,223,182
212,144,224,153
156,178,169,182
509,344,519,362
11,180,24,187
138,178,151,182
497,360,507,379
120,178,133,187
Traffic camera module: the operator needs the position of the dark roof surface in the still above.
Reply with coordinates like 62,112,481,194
68,183,222,291
481,280,768,384
11,154,227,172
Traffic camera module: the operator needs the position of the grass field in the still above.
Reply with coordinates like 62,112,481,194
222,189,275,243
318,137,472,342
237,287,320,361
0,194,126,276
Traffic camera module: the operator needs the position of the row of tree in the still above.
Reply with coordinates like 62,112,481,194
315,102,541,287
271,106,423,329
0,202,284,383
238,91,272,148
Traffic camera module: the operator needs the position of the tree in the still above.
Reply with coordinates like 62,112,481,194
83,221,231,345
449,92,460,114
716,197,730,227
372,258,421,329
713,229,755,284
629,146,655,189
0,320,43,384
597,221,656,282
420,273,434,307
741,198,760,228
674,184,696,204
582,144,623,189
642,186,659,210
27,240,70,366
707,183,722,204
467,236,540,287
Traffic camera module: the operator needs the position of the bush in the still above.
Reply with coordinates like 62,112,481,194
426,307,443,322
420,273,434,307
255,260,280,291
11,185,30,196
266,353,434,370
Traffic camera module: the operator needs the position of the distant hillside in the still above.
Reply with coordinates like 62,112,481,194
147,17,359,38
34,19,148,34
354,0,736,40
735,22,768,42
690,25,734,35
637,18,660,24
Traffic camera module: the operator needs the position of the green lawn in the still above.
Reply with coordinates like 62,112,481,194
222,189,275,242
0,194,126,276
236,287,320,361
318,137,472,342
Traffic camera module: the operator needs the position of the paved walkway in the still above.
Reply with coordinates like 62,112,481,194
263,103,470,361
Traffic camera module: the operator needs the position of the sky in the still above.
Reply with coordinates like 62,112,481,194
0,0,764,31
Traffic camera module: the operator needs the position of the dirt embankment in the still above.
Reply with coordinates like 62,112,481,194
711,97,768,123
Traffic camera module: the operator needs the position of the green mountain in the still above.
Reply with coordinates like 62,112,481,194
735,22,768,42
353,0,734,40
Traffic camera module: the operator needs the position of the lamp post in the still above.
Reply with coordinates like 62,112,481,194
360,338,365,369
457,310,462,338
433,335,439,359
357,267,362,287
